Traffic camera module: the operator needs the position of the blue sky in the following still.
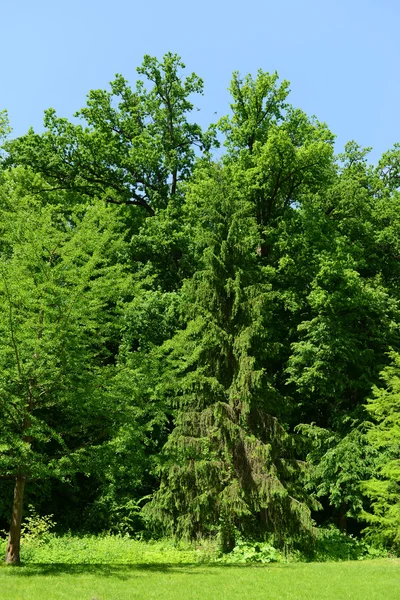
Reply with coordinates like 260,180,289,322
2,0,399,162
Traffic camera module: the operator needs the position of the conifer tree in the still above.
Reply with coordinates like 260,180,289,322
146,165,313,550
361,352,400,550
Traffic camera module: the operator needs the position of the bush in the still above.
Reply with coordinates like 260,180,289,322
311,526,388,562
218,539,284,564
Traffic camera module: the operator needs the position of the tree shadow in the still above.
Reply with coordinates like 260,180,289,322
2,563,207,579
1,561,273,579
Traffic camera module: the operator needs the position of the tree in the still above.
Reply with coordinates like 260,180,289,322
218,70,290,155
361,352,400,550
5,54,210,215
286,142,400,528
296,424,375,532
219,69,335,262
145,164,314,550
143,69,340,547
0,172,129,563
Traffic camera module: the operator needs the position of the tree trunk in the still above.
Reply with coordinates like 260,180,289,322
218,519,236,554
5,476,26,564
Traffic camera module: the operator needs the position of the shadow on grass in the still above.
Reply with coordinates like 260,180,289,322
1,561,276,579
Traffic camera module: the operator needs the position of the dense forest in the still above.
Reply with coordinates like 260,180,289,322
1,53,400,563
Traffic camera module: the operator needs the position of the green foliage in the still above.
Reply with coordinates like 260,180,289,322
145,163,314,544
218,529,387,563
0,182,128,482
218,539,284,563
297,425,376,524
2,53,400,556
20,507,56,545
5,54,209,214
311,526,388,562
0,534,215,565
0,530,387,566
218,70,290,154
361,352,400,550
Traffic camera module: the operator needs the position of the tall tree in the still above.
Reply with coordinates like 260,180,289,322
361,351,400,550
286,142,400,528
219,69,335,262
0,172,129,563
5,54,209,215
145,164,314,550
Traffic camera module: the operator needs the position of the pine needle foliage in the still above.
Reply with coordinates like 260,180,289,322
362,352,400,550
145,165,313,549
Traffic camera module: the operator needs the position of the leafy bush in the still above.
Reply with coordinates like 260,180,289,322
311,526,388,562
218,539,284,563
216,526,389,564
20,506,56,545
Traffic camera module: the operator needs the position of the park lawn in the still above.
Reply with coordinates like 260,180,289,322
0,559,399,600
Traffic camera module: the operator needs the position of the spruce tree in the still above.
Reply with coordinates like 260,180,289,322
146,164,313,549
361,352,400,550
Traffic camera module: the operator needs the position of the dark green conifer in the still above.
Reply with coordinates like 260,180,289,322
146,165,313,548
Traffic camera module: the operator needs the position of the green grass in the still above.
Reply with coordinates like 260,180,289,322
0,533,397,599
1,560,400,600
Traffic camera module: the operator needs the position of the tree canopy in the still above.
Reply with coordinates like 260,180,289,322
2,53,400,563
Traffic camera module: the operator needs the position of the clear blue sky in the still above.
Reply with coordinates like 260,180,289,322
2,0,399,162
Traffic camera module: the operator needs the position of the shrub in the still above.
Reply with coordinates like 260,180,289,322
218,539,284,564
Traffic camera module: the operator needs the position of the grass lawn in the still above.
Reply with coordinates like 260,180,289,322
1,559,400,600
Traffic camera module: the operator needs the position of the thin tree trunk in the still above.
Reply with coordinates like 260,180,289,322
5,476,26,564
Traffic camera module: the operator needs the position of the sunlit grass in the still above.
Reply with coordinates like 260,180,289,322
1,560,400,600
0,534,398,599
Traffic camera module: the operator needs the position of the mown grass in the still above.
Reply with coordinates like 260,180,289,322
1,559,400,600
0,533,397,599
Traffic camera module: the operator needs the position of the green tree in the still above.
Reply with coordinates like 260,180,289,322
5,54,209,215
145,164,313,550
219,69,335,268
286,142,400,529
0,173,130,563
218,70,290,155
144,69,339,547
361,351,400,550
297,424,375,531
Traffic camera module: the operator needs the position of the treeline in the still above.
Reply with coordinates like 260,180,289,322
1,54,400,563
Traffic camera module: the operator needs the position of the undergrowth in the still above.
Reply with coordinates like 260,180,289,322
0,510,389,565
